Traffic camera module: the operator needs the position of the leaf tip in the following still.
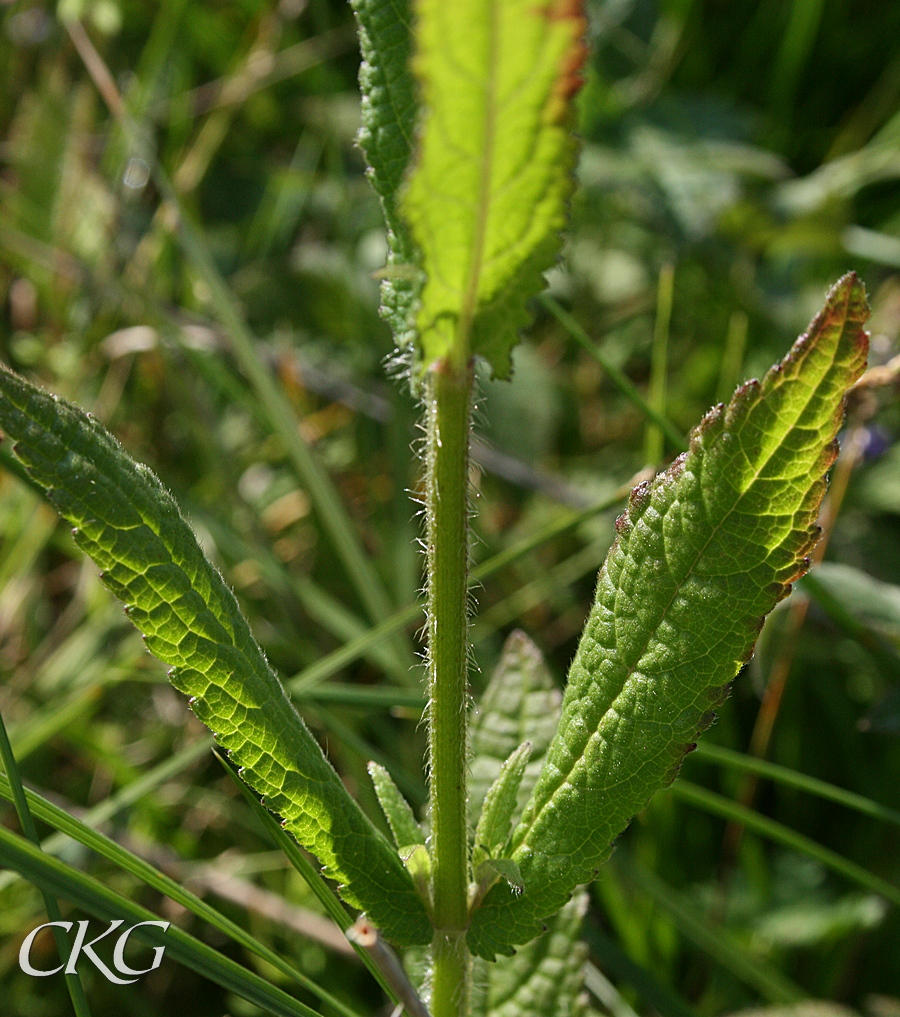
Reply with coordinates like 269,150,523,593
828,270,869,324
781,272,870,385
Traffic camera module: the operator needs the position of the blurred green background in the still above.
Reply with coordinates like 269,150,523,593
0,0,898,1015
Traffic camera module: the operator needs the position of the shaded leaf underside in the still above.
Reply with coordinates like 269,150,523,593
351,0,421,350
468,273,869,958
469,630,563,829
470,632,587,1017
472,893,589,1017
0,367,431,947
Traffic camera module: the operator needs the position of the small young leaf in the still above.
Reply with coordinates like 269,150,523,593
471,893,589,1017
469,630,562,828
474,857,526,900
401,843,433,909
368,760,427,849
402,0,587,376
0,367,431,948
474,741,532,857
468,273,870,959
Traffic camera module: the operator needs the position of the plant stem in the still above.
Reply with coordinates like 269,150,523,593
424,358,473,1016
431,929,470,1017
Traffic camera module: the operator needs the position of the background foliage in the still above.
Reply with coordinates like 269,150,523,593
0,1,898,1016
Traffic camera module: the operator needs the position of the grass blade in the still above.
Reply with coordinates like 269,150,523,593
619,857,805,1005
690,742,900,829
541,294,688,455
669,779,900,909
0,712,92,1017
0,770,363,1017
0,823,328,1017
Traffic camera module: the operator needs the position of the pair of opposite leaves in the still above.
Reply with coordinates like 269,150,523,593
0,274,869,958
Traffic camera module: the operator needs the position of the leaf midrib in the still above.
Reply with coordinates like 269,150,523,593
456,0,500,359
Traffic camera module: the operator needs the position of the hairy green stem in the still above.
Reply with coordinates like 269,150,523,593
424,359,473,1015
431,929,470,1017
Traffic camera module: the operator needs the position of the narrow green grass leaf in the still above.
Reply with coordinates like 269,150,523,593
468,274,870,958
540,294,688,454
0,824,327,1017
0,771,362,1017
0,366,431,947
0,714,93,1017
669,780,900,908
583,961,640,1017
690,742,900,829
298,684,426,709
403,0,587,375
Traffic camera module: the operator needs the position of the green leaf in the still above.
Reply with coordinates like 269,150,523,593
351,0,421,351
474,740,532,856
402,0,587,376
468,273,870,959
468,634,588,1015
471,893,589,1017
0,366,431,948
402,843,433,896
215,752,416,1013
469,630,562,828
369,760,427,849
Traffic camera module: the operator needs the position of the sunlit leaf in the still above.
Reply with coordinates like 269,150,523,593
0,367,431,947
468,273,870,958
402,0,587,375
